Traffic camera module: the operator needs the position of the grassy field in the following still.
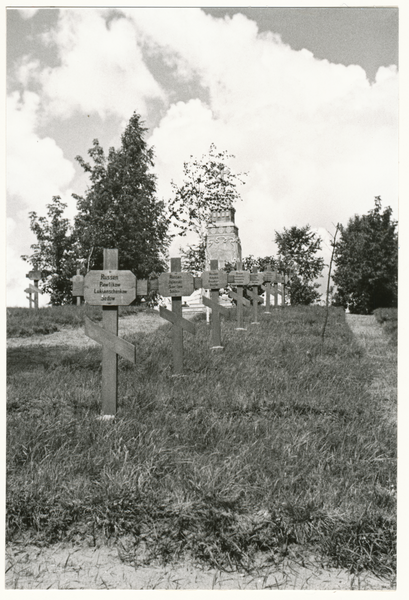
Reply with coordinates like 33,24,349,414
7,304,146,338
6,305,396,579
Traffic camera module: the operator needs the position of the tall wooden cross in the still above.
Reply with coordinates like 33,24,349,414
262,264,274,313
26,269,42,309
71,269,85,306
228,261,250,330
84,249,137,417
158,258,196,375
248,267,264,324
201,259,229,349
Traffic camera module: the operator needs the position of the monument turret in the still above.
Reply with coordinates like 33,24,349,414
205,207,242,269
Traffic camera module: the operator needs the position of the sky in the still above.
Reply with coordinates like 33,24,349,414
5,4,402,307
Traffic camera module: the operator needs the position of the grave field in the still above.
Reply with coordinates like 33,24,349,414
6,305,396,580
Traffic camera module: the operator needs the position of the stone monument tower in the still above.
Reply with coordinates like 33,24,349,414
205,207,242,269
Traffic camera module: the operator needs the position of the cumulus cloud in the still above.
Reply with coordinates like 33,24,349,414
18,9,39,20
7,90,75,212
38,10,167,120
134,9,398,259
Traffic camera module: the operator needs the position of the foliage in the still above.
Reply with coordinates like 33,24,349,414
73,112,169,278
333,197,398,314
241,255,277,272
21,196,79,305
180,240,207,276
7,307,396,579
275,225,324,305
169,143,247,244
22,113,170,306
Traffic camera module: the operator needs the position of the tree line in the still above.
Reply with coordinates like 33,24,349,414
22,111,398,314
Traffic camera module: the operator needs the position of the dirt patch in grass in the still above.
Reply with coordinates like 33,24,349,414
346,314,397,428
7,311,166,349
5,541,393,590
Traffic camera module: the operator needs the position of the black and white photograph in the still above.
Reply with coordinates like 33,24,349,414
5,3,403,593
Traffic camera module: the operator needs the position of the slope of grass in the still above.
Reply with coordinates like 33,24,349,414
7,305,147,338
373,308,397,343
6,306,396,578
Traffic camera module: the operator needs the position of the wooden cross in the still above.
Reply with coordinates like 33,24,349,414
262,264,274,313
248,267,264,324
71,269,85,306
158,258,196,374
83,249,137,417
228,261,250,330
26,269,42,309
201,259,229,349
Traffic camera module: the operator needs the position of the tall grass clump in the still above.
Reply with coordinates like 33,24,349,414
6,305,396,578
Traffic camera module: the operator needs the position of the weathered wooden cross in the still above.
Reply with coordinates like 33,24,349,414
71,269,85,306
228,262,251,330
262,264,274,313
25,269,42,309
158,258,196,375
83,249,137,417
201,259,229,349
247,267,264,324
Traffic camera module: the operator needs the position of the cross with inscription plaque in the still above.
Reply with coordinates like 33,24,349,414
84,249,137,417
158,258,196,375
201,259,229,349
228,261,251,330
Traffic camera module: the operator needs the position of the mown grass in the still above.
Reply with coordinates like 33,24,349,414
7,304,147,338
6,306,396,579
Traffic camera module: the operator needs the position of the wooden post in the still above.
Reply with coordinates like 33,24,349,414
251,266,260,324
27,292,33,308
210,259,222,348
101,249,119,416
171,257,184,375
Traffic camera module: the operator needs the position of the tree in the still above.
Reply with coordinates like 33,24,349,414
21,196,79,305
169,143,247,249
275,225,324,305
73,112,169,278
333,197,398,314
180,241,206,276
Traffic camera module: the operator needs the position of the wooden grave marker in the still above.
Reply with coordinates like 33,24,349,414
201,259,229,349
71,269,85,306
262,264,274,313
84,249,136,417
228,262,250,330
158,258,196,374
26,269,43,309
248,267,264,324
